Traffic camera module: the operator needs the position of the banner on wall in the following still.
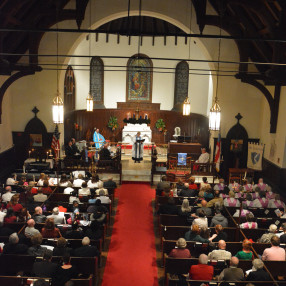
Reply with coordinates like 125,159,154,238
247,142,264,170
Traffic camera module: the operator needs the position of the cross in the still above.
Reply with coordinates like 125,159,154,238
32,106,39,117
235,113,242,123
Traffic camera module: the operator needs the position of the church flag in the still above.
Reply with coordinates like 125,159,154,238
214,133,221,172
247,142,263,170
51,124,60,158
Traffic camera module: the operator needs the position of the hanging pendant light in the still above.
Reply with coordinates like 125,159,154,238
86,92,93,111
86,0,93,112
209,99,221,130
52,12,64,123
183,97,191,116
209,10,223,131
53,90,64,123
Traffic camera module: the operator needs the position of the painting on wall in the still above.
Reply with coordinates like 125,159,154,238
30,134,43,147
126,54,153,102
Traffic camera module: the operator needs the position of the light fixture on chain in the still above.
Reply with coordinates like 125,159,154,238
52,14,64,123
209,13,222,131
86,0,93,111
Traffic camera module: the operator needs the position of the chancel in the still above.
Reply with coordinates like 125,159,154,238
1,0,286,285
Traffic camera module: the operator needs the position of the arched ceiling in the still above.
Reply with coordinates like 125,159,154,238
0,0,285,85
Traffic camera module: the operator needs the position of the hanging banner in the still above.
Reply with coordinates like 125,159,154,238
247,143,263,170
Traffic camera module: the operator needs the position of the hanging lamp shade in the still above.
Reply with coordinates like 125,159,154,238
183,97,191,116
209,100,221,131
86,92,93,112
52,92,64,124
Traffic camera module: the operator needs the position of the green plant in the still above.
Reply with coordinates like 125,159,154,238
108,116,119,131
155,118,166,132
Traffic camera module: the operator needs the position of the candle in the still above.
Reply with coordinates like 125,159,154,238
23,166,25,174
144,114,148,119
46,152,48,159
29,150,31,158
49,150,52,155
133,113,135,119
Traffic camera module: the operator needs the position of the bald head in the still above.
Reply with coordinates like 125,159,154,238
230,256,239,267
27,219,35,227
35,206,42,215
5,186,11,192
218,240,226,250
201,200,207,207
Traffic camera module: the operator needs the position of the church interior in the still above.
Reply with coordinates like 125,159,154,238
0,0,286,285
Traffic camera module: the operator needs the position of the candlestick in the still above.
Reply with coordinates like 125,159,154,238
46,152,48,159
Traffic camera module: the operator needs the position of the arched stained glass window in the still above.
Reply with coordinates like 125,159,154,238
90,56,104,104
173,61,189,108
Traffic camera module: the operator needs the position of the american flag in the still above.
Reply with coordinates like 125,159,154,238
214,133,221,172
51,124,60,158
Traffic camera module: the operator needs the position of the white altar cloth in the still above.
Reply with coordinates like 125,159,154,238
122,123,152,144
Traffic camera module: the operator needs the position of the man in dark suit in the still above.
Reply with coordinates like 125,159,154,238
157,197,178,215
73,237,100,257
103,176,117,189
99,143,112,160
3,233,28,254
180,183,197,197
32,250,57,278
71,138,80,154
65,140,76,157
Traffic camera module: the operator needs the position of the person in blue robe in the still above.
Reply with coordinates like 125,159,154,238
93,128,105,149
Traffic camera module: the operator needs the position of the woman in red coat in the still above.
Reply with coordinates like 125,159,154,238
41,218,62,238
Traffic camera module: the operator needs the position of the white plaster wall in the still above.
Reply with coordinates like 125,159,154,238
0,76,13,152
70,34,211,113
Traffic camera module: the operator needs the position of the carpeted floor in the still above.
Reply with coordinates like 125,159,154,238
102,183,159,286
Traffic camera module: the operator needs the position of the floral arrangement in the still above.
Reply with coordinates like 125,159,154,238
155,119,166,132
108,116,119,131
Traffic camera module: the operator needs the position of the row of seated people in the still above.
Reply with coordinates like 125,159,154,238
5,172,117,189
156,176,286,284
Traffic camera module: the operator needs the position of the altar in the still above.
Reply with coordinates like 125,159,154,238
122,123,152,144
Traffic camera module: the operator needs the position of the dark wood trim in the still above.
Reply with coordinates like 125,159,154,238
0,147,16,182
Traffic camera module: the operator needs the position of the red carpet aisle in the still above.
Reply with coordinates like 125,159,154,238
102,184,159,286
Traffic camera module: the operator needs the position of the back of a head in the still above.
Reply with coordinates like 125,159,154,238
43,249,53,261
243,239,252,251
259,190,266,198
246,193,252,201
27,219,35,227
62,253,71,264
230,256,239,267
176,238,187,249
198,209,206,218
53,207,59,215
181,199,190,210
98,181,103,188
246,213,254,222
9,232,19,244
78,174,83,179
191,224,200,234
162,176,166,182
37,188,43,194
214,190,220,198
99,189,105,196
82,181,88,188
229,191,235,198
82,236,90,246
218,240,226,250
201,200,207,207
271,235,280,246
269,224,277,233
198,254,208,265
203,177,207,183
215,224,223,233
252,258,264,270
57,237,67,248
31,233,43,246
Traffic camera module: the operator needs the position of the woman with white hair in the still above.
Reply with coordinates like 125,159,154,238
95,181,108,195
258,224,277,243
246,259,271,281
178,199,192,216
169,238,191,258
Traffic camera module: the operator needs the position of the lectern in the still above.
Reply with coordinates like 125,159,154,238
132,139,145,163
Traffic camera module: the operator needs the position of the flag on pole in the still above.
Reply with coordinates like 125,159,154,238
214,133,221,172
51,124,60,158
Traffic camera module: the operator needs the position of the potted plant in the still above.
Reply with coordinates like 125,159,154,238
155,119,166,132
108,116,119,131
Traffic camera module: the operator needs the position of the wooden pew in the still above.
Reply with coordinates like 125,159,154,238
160,225,238,242
0,276,93,286
0,255,98,284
